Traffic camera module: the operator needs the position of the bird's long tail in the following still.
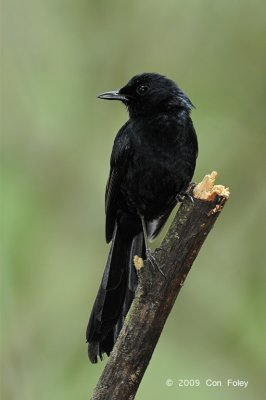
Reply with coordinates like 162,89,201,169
86,225,145,363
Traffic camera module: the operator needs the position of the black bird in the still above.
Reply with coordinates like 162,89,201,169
86,73,198,363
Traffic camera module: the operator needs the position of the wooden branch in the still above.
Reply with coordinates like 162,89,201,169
91,171,230,400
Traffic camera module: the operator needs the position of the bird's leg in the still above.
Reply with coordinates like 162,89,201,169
140,216,165,278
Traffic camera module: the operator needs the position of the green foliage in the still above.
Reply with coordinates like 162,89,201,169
2,1,266,399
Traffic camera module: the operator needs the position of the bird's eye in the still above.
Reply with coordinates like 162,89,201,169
136,85,149,95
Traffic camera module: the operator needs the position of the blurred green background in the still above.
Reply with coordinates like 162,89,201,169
2,0,266,399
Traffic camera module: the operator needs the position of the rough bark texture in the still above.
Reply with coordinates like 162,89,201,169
91,171,230,400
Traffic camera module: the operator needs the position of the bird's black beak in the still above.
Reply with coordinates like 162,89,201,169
97,90,127,102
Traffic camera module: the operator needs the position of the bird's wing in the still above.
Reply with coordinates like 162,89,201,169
105,122,131,243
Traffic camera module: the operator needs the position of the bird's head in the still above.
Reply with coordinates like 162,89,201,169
98,73,194,118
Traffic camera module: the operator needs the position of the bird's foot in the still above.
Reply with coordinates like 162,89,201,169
176,191,194,204
146,248,166,278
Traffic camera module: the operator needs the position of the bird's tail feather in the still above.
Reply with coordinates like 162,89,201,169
86,225,145,363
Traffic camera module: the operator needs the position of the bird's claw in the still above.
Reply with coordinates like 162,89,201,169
176,191,194,204
146,249,166,278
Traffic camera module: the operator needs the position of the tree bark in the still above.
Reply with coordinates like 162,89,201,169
91,171,230,400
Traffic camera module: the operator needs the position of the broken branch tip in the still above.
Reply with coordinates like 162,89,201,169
134,256,144,270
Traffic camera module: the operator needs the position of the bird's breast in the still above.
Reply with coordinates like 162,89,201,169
121,144,186,219
119,117,196,219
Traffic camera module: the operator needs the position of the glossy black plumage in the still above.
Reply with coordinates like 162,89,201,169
86,73,198,363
